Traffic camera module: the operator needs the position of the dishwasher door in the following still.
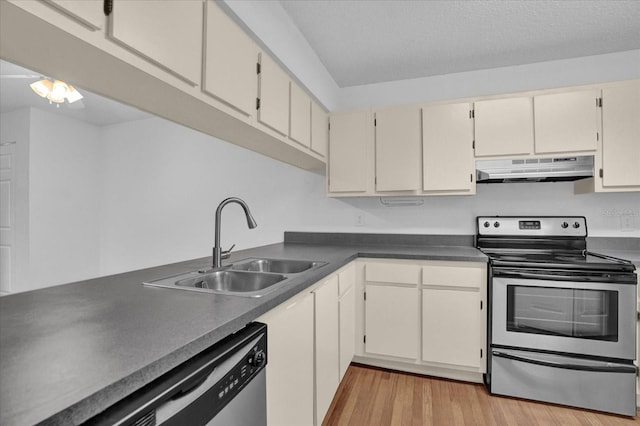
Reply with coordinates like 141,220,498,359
85,322,267,426
207,370,266,426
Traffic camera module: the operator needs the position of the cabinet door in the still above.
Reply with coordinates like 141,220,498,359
422,289,483,369
314,276,340,426
375,105,421,191
534,90,599,154
108,0,203,85
365,285,418,359
311,101,328,157
422,103,475,193
289,82,311,148
328,110,371,193
339,265,356,380
258,293,314,426
43,0,103,29
257,53,289,136
203,0,258,116
601,85,640,188
339,285,355,380
474,97,533,157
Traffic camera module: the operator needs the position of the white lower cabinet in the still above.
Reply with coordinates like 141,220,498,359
365,284,419,359
357,258,487,382
313,275,340,426
338,265,356,379
422,289,483,369
257,291,314,426
257,262,357,426
422,261,487,371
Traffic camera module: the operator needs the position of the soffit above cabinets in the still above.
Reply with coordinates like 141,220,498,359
279,0,640,88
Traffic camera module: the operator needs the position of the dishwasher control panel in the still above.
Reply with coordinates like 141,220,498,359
214,336,267,406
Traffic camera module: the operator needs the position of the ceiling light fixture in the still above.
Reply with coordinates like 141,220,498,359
30,78,83,105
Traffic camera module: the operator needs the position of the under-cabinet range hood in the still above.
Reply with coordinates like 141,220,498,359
476,156,594,183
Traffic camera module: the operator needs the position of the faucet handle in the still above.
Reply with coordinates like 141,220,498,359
221,244,236,259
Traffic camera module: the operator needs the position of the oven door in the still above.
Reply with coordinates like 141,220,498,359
492,276,636,360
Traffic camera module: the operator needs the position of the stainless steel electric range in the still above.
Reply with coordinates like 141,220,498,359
477,216,638,416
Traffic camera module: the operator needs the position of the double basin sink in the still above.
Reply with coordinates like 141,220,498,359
144,258,327,297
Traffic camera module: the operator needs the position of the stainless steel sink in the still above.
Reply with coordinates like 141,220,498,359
175,270,286,294
230,258,326,274
143,258,327,297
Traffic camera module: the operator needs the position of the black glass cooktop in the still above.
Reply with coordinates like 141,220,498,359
482,249,635,273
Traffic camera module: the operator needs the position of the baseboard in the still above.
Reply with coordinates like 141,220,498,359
352,355,484,384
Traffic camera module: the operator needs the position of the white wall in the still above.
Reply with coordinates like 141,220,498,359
96,117,638,278
27,108,101,290
97,117,338,275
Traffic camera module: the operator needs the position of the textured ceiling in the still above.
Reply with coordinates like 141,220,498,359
280,0,640,87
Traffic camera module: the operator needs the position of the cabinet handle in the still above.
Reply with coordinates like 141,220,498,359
104,0,113,16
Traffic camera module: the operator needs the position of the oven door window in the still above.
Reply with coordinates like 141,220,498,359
506,286,619,341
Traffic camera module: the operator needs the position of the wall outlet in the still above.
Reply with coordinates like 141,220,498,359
355,213,365,226
620,214,635,231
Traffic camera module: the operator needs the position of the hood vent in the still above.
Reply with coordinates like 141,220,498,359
476,156,594,183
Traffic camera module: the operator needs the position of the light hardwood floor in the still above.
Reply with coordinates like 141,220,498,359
323,364,640,426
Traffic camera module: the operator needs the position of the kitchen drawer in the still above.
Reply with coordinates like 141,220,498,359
365,262,421,285
422,262,485,288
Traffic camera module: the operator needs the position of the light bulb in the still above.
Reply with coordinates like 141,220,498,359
65,85,84,103
48,80,68,103
30,79,52,98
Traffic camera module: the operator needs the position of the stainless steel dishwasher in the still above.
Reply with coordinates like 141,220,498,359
86,322,267,426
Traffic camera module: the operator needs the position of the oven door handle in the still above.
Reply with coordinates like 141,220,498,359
493,271,587,281
492,350,636,373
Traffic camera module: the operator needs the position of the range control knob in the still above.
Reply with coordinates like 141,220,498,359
483,221,490,228
561,222,569,229
573,222,580,229
493,221,500,228
249,350,265,367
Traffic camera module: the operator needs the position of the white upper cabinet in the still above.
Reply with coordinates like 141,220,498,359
474,97,534,157
422,103,475,194
311,101,328,157
257,53,290,136
374,105,422,191
203,0,258,116
601,85,640,188
43,0,103,29
534,90,600,154
108,0,203,86
328,110,372,194
289,81,312,148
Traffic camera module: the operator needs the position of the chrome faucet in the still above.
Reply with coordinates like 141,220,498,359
213,197,257,269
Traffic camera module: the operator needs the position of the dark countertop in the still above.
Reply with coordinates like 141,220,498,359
588,237,640,267
0,240,486,426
